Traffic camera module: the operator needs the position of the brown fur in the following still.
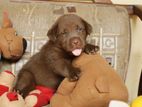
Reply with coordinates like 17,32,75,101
14,14,99,97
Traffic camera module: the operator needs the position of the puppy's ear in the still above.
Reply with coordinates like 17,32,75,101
82,19,92,36
47,21,58,42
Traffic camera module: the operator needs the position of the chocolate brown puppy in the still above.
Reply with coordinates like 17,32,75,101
14,14,99,97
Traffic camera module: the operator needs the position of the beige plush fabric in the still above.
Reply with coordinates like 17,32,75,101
50,53,128,107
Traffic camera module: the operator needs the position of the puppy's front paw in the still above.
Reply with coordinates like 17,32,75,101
14,89,24,96
69,68,80,82
84,44,99,54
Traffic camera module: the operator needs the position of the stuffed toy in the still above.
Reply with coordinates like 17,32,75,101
0,11,27,61
0,70,25,107
0,70,54,107
0,92,25,107
0,70,15,96
130,96,142,107
50,53,128,107
25,85,54,107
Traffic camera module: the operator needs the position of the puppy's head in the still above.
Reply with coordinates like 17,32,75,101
47,14,92,56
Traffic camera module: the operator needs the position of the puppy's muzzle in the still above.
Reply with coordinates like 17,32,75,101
70,37,82,48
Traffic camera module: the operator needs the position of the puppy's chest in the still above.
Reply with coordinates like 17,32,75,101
64,54,75,62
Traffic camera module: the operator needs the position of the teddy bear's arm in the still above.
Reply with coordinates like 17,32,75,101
95,76,110,93
57,78,77,95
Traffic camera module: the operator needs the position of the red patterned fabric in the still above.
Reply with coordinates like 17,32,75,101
0,85,9,96
28,86,55,107
7,92,18,101
4,70,15,77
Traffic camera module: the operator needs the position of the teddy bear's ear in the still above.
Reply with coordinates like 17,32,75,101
2,11,13,28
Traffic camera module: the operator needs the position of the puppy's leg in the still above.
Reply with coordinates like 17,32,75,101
84,44,99,54
14,70,35,98
52,59,80,81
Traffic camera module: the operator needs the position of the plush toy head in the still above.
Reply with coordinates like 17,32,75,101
50,53,128,107
0,12,27,61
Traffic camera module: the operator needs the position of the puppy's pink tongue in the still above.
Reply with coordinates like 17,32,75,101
72,49,82,56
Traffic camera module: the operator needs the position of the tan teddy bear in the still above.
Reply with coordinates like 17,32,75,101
50,53,128,107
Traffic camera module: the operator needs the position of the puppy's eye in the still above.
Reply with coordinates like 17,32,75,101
76,26,84,32
61,29,68,35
